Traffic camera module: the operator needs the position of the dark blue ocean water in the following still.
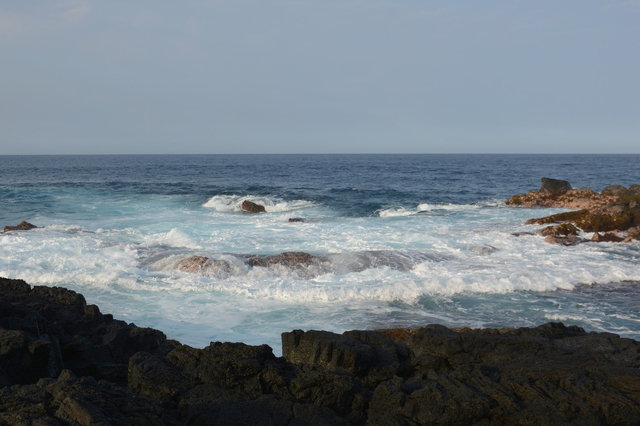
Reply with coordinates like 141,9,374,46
2,154,639,221
1,154,639,350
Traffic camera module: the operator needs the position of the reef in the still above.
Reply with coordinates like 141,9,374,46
2,276,640,425
507,178,640,244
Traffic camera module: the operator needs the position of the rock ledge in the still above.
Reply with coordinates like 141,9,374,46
2,276,640,425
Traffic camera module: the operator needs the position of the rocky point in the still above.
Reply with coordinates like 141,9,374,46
507,178,640,244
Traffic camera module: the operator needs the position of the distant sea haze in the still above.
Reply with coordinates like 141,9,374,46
1,154,639,352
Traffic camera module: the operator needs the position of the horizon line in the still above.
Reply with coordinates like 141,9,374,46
2,152,640,156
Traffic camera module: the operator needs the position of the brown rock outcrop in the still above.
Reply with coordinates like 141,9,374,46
3,221,38,233
509,180,640,244
539,223,582,245
176,256,231,274
241,200,266,213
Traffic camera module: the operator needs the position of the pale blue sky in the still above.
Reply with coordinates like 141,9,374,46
1,0,638,154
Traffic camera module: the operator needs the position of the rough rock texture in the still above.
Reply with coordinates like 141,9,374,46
506,187,617,210
175,256,231,275
3,221,38,233
241,200,266,213
540,177,572,195
3,277,640,425
592,232,624,242
540,223,582,245
288,217,307,222
0,369,174,425
245,251,325,268
0,277,166,386
508,180,640,243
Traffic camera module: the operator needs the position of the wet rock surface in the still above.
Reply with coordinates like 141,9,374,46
241,200,266,213
508,179,640,244
176,256,232,275
540,177,572,195
2,277,640,425
245,251,325,268
288,217,307,222
3,221,38,233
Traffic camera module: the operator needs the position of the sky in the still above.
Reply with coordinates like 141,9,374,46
1,0,639,154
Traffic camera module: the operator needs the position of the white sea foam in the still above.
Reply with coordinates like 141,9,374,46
377,202,496,217
203,195,316,213
144,228,202,249
3,196,640,352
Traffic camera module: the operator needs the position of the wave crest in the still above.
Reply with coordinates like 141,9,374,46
203,195,316,213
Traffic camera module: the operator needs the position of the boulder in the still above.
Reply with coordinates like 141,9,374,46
241,200,266,213
540,223,579,237
288,218,307,223
3,221,38,233
601,185,630,196
246,251,322,268
176,256,231,275
540,177,572,195
540,223,582,245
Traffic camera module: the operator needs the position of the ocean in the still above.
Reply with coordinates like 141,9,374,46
1,154,639,353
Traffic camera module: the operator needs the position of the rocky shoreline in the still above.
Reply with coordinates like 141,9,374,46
507,178,640,244
2,277,640,425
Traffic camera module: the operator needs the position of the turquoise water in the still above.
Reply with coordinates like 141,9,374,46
1,154,639,352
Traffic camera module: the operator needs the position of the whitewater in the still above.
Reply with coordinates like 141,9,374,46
1,154,639,353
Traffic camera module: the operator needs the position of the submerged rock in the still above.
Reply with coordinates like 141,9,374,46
241,200,266,213
511,231,535,237
176,256,231,275
3,277,640,425
288,217,307,222
3,221,38,233
246,251,323,268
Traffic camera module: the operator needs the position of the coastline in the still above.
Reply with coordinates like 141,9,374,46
2,276,640,425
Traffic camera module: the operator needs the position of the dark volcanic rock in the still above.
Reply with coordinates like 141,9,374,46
540,177,572,195
0,277,166,385
3,221,38,233
241,200,266,213
0,369,176,425
246,251,322,268
283,324,640,425
288,217,307,222
3,277,640,425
